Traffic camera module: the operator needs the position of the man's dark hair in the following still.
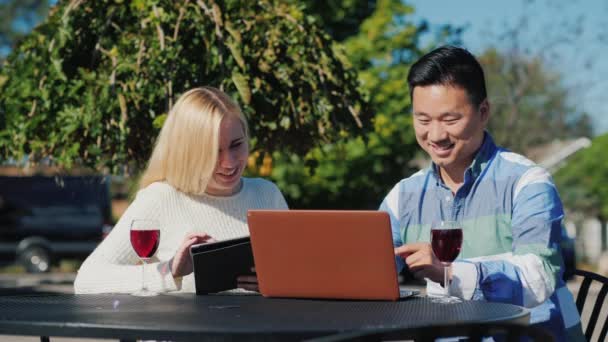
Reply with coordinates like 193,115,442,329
407,45,487,108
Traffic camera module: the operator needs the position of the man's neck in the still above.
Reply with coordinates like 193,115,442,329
439,165,467,195
438,132,487,194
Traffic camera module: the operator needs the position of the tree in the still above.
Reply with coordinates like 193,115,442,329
264,0,462,209
473,0,606,153
479,48,592,154
295,0,377,42
0,0,368,173
554,133,608,222
0,0,50,60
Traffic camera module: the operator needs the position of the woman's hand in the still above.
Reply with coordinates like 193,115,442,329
171,232,214,277
394,242,446,285
237,267,259,292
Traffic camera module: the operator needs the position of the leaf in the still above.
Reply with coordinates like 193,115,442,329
227,41,245,69
225,21,242,43
87,145,102,156
280,116,291,129
109,46,119,57
212,3,223,27
131,0,145,11
231,71,251,104
52,58,67,81
153,114,167,129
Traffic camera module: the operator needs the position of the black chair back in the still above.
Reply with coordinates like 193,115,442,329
574,269,608,341
306,322,555,342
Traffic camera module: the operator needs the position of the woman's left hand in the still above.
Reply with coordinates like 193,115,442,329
171,232,215,277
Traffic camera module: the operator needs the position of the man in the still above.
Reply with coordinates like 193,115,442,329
380,46,583,341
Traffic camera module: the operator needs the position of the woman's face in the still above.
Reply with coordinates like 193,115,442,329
205,115,249,196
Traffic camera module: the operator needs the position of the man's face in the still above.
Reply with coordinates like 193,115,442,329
412,84,489,174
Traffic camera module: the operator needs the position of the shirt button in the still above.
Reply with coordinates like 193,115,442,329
445,196,451,202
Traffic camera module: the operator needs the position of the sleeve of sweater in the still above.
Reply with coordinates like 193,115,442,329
271,182,289,209
74,183,180,294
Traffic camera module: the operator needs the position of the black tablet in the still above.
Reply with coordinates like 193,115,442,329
190,236,254,295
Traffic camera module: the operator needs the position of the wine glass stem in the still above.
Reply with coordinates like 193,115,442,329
444,265,449,298
141,259,146,291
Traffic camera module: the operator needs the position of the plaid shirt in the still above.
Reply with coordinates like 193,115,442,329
380,132,583,341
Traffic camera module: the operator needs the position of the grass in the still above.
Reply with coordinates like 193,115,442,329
56,259,82,273
0,264,25,274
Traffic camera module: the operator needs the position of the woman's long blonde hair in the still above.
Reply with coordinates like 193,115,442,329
140,87,249,195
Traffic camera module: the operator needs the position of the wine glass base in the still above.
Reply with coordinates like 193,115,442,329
430,295,461,304
131,289,159,297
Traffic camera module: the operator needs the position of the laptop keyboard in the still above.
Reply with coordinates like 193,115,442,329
399,289,420,298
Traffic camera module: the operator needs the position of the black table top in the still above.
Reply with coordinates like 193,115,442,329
0,293,529,341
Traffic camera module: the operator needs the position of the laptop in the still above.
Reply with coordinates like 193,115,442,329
247,210,418,301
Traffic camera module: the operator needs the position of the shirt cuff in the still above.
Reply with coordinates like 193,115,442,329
426,261,484,300
156,259,182,291
449,260,479,300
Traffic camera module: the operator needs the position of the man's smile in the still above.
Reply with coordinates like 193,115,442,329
430,142,455,157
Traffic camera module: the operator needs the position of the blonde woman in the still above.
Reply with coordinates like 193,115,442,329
74,87,288,294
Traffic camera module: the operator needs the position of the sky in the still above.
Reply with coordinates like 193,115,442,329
408,0,608,136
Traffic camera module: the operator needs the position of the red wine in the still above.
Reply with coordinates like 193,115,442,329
431,228,463,263
130,229,160,258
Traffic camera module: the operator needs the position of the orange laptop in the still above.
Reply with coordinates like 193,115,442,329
247,210,418,301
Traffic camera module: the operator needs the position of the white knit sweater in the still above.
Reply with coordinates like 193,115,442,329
74,177,288,294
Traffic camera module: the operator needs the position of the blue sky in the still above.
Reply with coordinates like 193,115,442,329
408,0,608,136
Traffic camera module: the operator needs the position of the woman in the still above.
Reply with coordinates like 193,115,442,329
74,87,288,294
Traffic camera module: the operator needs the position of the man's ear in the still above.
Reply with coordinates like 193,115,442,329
479,99,490,126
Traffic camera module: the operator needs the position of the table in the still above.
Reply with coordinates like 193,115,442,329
0,293,529,341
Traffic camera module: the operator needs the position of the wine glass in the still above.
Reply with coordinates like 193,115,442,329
430,220,463,304
130,219,161,296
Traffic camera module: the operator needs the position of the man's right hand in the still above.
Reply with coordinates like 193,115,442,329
395,242,446,285
171,232,215,277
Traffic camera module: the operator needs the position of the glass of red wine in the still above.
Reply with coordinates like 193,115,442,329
130,219,160,296
430,220,463,304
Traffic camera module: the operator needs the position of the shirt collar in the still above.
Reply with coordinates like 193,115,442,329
429,131,497,183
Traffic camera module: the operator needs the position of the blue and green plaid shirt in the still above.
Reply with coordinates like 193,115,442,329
380,132,583,341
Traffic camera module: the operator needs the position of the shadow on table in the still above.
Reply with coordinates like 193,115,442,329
306,323,555,342
0,287,60,296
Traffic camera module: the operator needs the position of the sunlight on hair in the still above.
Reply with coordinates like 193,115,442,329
140,87,249,195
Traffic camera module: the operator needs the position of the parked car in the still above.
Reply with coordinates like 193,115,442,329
0,175,113,272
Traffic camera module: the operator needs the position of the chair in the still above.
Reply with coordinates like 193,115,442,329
306,323,555,342
574,269,608,341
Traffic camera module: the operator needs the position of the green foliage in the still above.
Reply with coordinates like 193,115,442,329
554,133,608,220
265,0,460,209
479,48,592,154
0,0,51,60
0,0,368,173
294,0,376,42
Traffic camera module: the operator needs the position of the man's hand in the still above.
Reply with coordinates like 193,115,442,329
171,232,215,278
394,242,447,285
